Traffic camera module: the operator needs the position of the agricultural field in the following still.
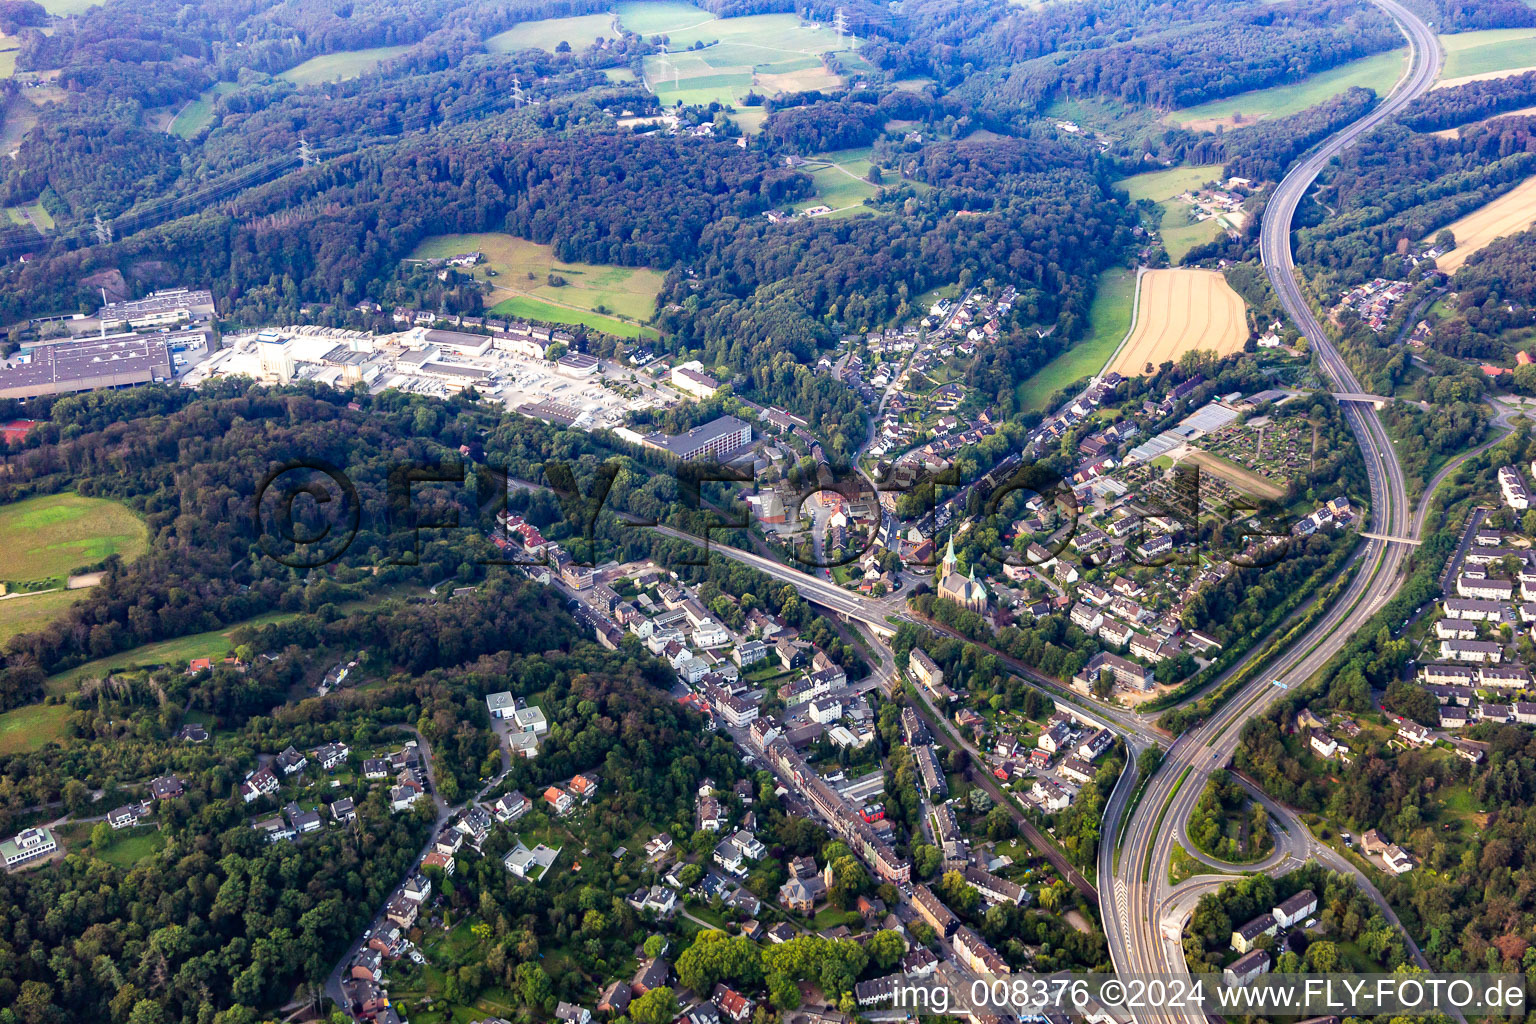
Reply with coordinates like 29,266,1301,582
1015,267,1136,412
0,703,71,755
1167,49,1407,129
789,147,881,216
37,0,100,12
615,0,714,36
1436,28,1536,87
1430,104,1536,137
168,81,238,139
622,2,854,107
410,232,664,331
1109,268,1247,376
1116,164,1224,202
0,493,147,590
1426,174,1536,274
486,13,619,54
278,45,413,86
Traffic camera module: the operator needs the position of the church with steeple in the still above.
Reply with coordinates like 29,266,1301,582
936,534,988,614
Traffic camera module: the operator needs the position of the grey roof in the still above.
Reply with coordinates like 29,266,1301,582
0,335,172,399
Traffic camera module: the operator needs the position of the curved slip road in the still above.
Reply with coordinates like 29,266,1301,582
1100,3,1442,1019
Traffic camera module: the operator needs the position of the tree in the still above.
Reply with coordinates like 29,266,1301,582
913,843,942,879
867,929,906,970
1306,940,1339,973
63,779,90,815
643,935,668,959
631,987,678,1024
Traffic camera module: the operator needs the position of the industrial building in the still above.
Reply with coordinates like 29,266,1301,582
0,334,173,399
97,288,214,332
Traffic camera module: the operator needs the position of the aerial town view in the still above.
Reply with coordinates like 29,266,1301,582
2,1,1536,1024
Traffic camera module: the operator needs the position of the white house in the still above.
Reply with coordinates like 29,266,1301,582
1271,889,1317,928
1,827,57,869
513,705,548,733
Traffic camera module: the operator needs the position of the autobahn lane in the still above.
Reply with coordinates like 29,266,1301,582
1103,1,1441,1017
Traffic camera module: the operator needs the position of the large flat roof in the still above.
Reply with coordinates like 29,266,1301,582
0,335,172,399
644,415,750,456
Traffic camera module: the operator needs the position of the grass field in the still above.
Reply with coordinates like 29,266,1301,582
731,105,770,134
790,147,880,215
279,45,412,86
169,81,237,139
0,34,18,79
95,826,167,870
1167,49,1407,129
1157,201,1225,262
0,589,86,649
0,98,36,154
1426,175,1536,274
623,3,854,107
43,610,296,696
487,13,617,54
1110,268,1247,377
411,232,663,333
24,201,54,230
1015,268,1136,412
616,0,714,36
37,0,100,12
1438,28,1536,83
0,703,70,755
0,493,148,588
486,295,657,338
1116,164,1224,202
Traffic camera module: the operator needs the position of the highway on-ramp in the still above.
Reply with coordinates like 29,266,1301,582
1100,2,1442,1018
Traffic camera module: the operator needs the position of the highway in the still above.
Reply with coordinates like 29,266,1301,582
1100,1,1442,1017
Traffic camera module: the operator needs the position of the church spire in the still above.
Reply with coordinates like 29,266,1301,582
942,533,958,576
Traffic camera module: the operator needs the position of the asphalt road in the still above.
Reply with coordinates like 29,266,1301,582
1099,2,1443,1017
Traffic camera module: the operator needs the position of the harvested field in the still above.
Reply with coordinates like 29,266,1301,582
1108,269,1247,377
1430,105,1536,137
1427,175,1536,274
1435,64,1536,90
